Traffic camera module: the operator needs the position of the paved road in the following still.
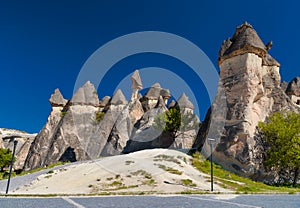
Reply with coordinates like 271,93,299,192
0,194,299,208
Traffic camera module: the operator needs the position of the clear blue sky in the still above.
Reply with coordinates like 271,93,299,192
0,1,299,133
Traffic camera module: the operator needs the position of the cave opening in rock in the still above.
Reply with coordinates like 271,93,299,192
59,147,76,162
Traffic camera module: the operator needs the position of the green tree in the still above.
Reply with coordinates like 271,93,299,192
0,148,14,172
258,111,300,187
153,106,199,138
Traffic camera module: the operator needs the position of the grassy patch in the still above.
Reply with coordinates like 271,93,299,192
192,153,300,193
109,181,123,187
95,111,105,123
130,170,152,179
0,161,69,180
60,111,66,117
142,179,156,186
157,164,182,175
181,179,196,187
154,155,181,164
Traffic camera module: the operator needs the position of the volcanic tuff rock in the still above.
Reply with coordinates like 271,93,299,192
0,128,37,170
193,22,300,183
24,70,199,170
286,77,300,105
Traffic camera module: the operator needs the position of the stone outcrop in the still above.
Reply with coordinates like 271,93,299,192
24,70,198,170
193,22,300,183
0,128,37,170
140,83,171,111
49,89,67,107
286,77,300,105
171,93,200,149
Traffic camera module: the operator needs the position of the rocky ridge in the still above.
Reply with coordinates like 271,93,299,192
23,70,199,171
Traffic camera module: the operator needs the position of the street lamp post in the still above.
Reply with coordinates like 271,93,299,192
208,138,215,192
6,139,18,194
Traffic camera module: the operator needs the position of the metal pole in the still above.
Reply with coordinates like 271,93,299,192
6,139,18,194
208,138,215,192
210,141,213,192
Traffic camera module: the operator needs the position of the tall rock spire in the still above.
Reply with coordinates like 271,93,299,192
131,70,143,101
193,22,297,184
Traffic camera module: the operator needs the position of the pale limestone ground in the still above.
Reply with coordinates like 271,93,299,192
12,149,231,195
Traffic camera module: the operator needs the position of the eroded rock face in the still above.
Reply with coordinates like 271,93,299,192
286,77,300,106
193,22,300,183
49,89,67,107
0,128,37,170
24,70,199,170
24,85,100,170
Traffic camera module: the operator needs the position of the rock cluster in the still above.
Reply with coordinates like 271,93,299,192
23,70,199,170
193,22,300,183
0,128,37,170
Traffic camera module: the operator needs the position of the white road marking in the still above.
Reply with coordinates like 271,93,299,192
62,197,86,208
180,195,263,208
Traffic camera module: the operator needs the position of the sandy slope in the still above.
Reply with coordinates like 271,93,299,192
12,149,230,195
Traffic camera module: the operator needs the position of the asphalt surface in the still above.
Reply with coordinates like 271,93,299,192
0,194,299,208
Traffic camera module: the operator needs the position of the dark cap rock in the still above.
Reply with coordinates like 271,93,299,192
144,83,162,99
219,22,267,65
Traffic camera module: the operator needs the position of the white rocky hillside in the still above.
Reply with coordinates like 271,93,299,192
10,149,230,195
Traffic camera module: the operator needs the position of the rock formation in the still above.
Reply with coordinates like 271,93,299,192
24,70,198,170
171,93,200,149
193,22,300,183
286,77,300,105
0,128,37,170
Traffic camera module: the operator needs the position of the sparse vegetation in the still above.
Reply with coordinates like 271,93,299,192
192,152,300,193
154,155,181,164
109,181,123,187
130,170,151,178
95,111,105,123
60,111,66,117
153,106,199,139
157,164,182,175
181,179,196,187
24,162,68,174
142,179,156,186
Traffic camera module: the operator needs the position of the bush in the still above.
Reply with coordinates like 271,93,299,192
95,111,105,123
0,148,14,172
